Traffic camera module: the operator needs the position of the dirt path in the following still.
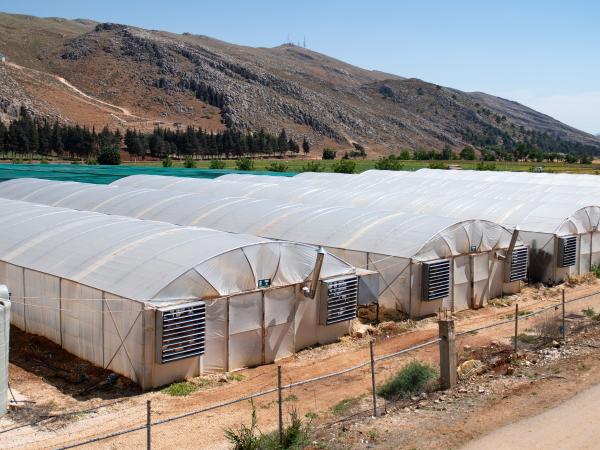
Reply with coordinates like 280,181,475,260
461,382,600,450
5,61,151,122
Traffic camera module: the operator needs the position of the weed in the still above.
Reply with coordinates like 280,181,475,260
592,264,600,279
367,429,379,442
225,401,312,450
488,296,515,307
331,397,359,415
305,411,318,420
285,394,298,402
582,307,598,319
377,360,438,400
512,333,538,345
227,373,245,382
161,381,198,396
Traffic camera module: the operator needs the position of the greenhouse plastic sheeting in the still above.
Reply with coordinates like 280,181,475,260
0,179,516,262
0,197,352,302
0,179,521,315
0,198,357,387
0,163,293,184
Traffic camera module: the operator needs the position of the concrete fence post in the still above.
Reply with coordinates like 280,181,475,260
369,339,377,417
277,365,283,445
438,318,456,389
146,399,151,450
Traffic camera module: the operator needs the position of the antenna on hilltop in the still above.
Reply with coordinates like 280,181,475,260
303,36,306,48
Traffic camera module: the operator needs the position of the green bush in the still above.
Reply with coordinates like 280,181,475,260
209,159,226,169
428,161,448,169
85,158,97,165
476,161,497,171
225,402,312,450
235,157,255,171
374,155,404,171
377,361,438,400
266,162,289,172
162,156,173,167
97,146,121,165
161,381,198,396
322,148,337,160
183,155,197,168
592,264,600,279
332,159,356,174
299,161,323,173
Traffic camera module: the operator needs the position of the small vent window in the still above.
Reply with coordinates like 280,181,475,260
558,236,577,268
422,260,450,301
508,246,528,281
157,302,206,364
320,276,358,325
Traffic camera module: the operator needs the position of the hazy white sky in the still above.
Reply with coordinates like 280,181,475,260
2,0,598,134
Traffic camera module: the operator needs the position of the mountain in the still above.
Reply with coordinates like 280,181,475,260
1,12,599,155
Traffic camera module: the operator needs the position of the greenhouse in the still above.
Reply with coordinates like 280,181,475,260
0,178,527,317
0,198,360,389
110,174,600,284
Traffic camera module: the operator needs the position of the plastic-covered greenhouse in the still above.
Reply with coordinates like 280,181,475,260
111,173,600,285
0,178,527,317
0,197,360,389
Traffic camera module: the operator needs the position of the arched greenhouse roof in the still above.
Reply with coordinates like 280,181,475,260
0,196,353,303
108,174,600,236
0,178,517,261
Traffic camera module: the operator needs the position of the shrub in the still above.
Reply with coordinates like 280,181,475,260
374,155,404,171
225,402,312,450
97,146,121,165
476,161,496,171
209,159,226,169
162,156,173,167
322,148,337,160
399,150,411,160
377,361,438,400
161,381,198,396
235,157,255,171
299,161,323,173
592,264,600,279
332,159,356,174
85,158,97,165
183,155,197,168
428,161,448,169
266,162,289,172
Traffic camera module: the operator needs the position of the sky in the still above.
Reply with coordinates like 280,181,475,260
1,0,599,134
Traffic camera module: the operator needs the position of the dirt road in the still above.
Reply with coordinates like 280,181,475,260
462,382,600,450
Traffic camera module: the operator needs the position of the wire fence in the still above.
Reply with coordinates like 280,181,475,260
6,287,600,450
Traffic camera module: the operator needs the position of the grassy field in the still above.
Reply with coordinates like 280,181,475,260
124,158,600,174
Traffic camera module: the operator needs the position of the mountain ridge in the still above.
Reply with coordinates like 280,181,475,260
0,12,598,155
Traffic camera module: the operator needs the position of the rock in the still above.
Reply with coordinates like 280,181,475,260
552,340,561,348
420,392,428,399
458,387,468,393
458,359,483,380
478,386,485,394
463,345,472,351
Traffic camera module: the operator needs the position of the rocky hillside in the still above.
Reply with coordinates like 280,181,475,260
1,12,599,155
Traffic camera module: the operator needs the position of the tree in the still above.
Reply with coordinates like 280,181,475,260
322,148,336,160
277,129,288,156
332,159,356,174
374,155,404,171
399,150,411,160
459,146,476,160
235,157,254,171
302,137,310,155
97,145,121,165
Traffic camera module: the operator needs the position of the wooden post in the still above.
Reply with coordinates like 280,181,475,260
369,340,377,417
438,318,456,389
146,400,151,450
277,366,283,445
514,303,519,353
562,289,566,341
